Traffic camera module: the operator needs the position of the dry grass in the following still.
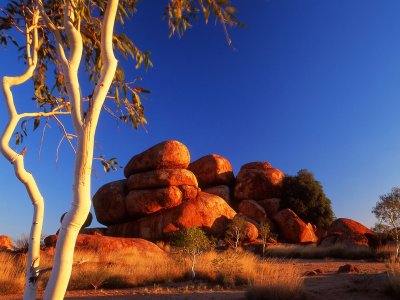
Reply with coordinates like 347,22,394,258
387,257,400,296
265,243,394,260
0,252,26,294
0,247,306,297
246,259,306,300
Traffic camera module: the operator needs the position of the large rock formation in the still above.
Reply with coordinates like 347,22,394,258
93,141,199,227
319,218,378,248
124,140,190,177
188,154,234,189
234,161,284,201
257,198,281,216
44,234,165,255
272,209,318,243
107,192,236,240
0,235,13,251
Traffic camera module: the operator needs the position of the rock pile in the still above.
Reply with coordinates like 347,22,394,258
94,141,236,240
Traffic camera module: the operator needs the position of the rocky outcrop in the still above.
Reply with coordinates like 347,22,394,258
234,162,284,201
44,234,165,255
238,199,267,223
319,218,378,248
188,154,234,189
93,141,199,227
204,185,232,203
272,209,318,243
107,192,236,240
124,140,190,177
0,235,13,251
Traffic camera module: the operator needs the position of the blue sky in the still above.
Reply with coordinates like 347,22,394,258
1,0,400,239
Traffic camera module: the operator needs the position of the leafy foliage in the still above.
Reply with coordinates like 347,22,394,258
172,226,212,279
259,221,270,257
225,215,248,250
281,169,334,229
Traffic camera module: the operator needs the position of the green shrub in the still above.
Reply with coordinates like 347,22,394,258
281,169,333,229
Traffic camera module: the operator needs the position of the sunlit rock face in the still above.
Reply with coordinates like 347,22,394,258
272,209,318,244
124,140,190,177
0,235,13,251
319,218,378,248
188,154,234,189
234,161,284,201
107,192,236,240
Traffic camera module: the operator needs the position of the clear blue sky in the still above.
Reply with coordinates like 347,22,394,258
1,0,400,239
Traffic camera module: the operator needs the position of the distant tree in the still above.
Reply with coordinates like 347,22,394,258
281,169,334,229
173,227,212,280
372,187,400,259
225,215,248,251
259,221,270,258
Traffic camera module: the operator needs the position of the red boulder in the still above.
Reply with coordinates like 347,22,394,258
124,140,190,177
234,162,284,201
272,209,318,243
188,154,234,188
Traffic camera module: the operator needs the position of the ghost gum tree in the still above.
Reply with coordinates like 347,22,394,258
0,0,240,299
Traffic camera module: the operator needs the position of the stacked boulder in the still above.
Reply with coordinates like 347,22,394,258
188,154,235,203
93,141,236,241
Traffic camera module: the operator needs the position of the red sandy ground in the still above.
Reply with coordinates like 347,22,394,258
0,259,395,300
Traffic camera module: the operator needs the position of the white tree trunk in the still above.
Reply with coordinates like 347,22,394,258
43,0,119,298
0,11,44,300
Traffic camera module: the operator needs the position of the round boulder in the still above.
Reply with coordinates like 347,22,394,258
188,154,234,188
124,140,190,177
257,198,281,216
125,186,183,217
234,162,284,201
92,180,129,226
127,169,198,190
204,185,232,203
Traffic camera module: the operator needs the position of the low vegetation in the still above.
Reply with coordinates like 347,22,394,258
0,248,304,298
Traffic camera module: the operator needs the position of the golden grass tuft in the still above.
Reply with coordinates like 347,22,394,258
246,259,306,300
0,252,26,294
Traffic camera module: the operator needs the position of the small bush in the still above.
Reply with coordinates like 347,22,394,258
281,169,333,229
